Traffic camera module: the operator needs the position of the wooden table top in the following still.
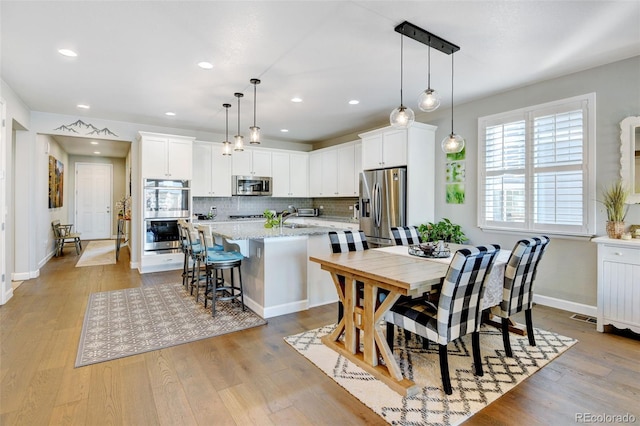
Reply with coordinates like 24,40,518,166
309,250,449,296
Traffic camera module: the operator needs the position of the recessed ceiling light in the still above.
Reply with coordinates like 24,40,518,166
165,112,176,116
58,49,77,57
198,61,214,69
291,97,303,103
93,151,101,155
280,129,289,133
348,100,360,105
90,141,99,145
77,104,90,109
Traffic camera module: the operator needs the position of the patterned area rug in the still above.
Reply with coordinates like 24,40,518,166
285,324,577,425
76,282,266,367
75,240,116,267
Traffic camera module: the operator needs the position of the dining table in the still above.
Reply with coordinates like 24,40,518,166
309,244,510,396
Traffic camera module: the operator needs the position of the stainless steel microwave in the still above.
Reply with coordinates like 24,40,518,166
232,175,272,196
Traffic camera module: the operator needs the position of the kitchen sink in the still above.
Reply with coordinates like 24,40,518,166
281,223,312,229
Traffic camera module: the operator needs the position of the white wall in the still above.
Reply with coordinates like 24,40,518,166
1,80,31,303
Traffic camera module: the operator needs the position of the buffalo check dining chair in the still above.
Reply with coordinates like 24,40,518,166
385,244,500,395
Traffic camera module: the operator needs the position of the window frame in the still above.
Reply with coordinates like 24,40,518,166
477,93,596,237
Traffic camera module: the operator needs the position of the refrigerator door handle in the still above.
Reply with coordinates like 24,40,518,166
373,182,382,227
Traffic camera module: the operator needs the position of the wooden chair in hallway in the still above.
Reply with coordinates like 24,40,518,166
51,220,82,256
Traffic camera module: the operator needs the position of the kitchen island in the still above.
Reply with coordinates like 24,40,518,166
197,219,358,318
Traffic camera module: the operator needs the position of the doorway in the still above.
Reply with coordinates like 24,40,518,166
76,163,113,240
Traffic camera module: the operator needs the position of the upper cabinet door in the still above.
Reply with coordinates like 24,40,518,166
271,152,291,197
252,150,272,177
210,150,231,196
192,142,213,196
140,132,194,180
381,129,407,169
309,152,323,197
289,153,308,197
337,143,356,196
231,149,253,176
361,134,383,170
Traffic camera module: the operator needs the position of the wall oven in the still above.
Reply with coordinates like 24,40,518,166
232,175,272,196
144,179,190,218
143,179,190,253
144,219,182,252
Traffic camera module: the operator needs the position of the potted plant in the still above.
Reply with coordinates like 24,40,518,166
600,180,628,238
263,209,280,228
417,218,467,244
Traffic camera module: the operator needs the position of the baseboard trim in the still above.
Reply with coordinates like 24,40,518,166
11,269,39,281
533,294,597,317
1,287,13,305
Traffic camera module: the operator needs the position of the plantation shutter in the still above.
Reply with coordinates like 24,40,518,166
478,94,595,236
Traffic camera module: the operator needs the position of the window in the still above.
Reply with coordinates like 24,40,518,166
478,93,596,236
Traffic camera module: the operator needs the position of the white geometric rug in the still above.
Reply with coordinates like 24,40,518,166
75,240,116,267
76,282,267,367
285,323,577,425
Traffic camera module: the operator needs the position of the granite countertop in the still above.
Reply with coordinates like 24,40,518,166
194,221,343,240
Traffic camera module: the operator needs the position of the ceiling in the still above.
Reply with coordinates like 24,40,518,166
2,1,639,156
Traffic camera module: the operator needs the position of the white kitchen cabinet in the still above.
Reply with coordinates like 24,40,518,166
139,132,194,180
308,142,357,197
271,151,308,197
231,148,272,177
359,122,437,225
192,141,231,197
593,237,640,334
360,128,407,170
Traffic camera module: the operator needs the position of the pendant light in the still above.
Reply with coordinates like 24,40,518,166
234,92,244,151
249,78,261,144
389,34,415,128
441,53,465,154
222,103,232,156
417,39,441,112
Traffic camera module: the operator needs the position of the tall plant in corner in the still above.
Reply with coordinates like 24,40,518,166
600,180,628,238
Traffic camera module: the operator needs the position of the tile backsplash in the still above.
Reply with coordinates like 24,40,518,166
193,196,358,220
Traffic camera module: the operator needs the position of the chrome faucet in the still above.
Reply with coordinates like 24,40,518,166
279,205,298,226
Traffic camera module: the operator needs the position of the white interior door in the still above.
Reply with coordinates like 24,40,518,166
0,98,6,298
76,163,112,240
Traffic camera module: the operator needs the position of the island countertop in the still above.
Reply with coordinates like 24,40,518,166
196,220,342,241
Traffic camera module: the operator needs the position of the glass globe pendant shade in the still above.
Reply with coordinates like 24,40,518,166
390,105,415,129
441,133,465,154
249,126,260,144
418,88,441,112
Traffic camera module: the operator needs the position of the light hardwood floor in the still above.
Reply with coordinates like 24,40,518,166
1,246,638,425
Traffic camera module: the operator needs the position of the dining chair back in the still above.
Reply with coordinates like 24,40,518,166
328,230,369,253
390,226,422,245
385,244,500,395
490,236,550,357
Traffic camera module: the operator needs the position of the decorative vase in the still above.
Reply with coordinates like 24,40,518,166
606,221,625,239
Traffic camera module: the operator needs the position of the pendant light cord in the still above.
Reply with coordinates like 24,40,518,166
400,34,404,107
253,83,257,127
450,53,455,135
427,38,431,90
225,106,229,141
237,97,241,134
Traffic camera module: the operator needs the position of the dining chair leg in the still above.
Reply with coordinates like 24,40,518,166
525,309,536,347
501,317,513,357
237,266,245,311
386,322,395,351
438,344,452,395
472,331,483,376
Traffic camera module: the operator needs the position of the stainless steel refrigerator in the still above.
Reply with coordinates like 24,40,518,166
359,168,407,246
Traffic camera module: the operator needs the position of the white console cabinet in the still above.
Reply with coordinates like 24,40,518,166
593,236,640,334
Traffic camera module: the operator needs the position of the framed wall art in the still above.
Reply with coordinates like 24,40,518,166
48,155,64,208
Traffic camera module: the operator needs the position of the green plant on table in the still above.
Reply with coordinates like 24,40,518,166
263,209,280,228
417,218,467,244
599,180,628,222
